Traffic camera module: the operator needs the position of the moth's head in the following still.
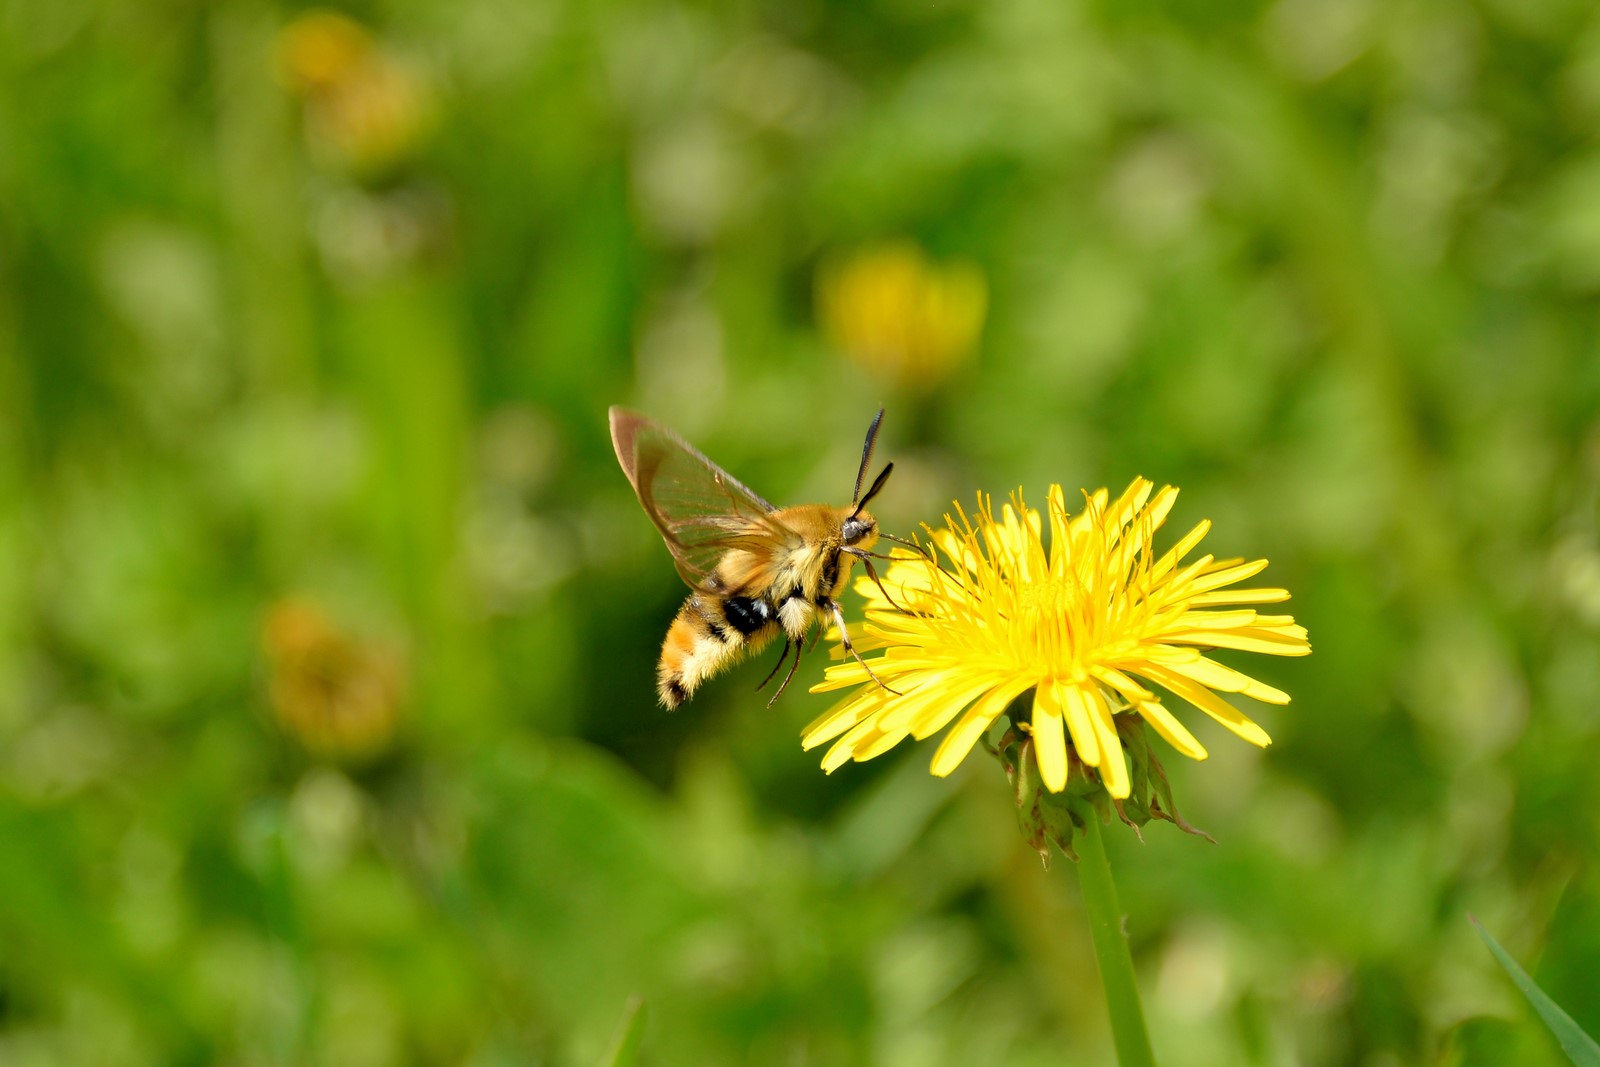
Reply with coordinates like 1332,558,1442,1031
841,510,878,548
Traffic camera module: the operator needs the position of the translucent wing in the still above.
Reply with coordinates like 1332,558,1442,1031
610,408,795,591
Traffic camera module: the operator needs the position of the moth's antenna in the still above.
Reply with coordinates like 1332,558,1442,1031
851,463,894,518
852,408,886,504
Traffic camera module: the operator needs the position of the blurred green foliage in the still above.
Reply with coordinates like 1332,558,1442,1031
2,0,1600,1063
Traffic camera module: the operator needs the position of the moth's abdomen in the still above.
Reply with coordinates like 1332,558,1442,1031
656,594,779,709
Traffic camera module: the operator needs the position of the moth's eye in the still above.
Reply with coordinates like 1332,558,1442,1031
842,517,871,544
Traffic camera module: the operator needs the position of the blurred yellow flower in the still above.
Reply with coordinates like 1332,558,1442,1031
275,10,432,175
817,241,986,391
804,480,1309,798
263,598,405,760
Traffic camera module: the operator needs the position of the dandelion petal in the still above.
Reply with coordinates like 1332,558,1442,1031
930,677,1034,777
1136,700,1207,761
1086,690,1130,798
1060,682,1101,768
1140,665,1273,747
1031,684,1069,792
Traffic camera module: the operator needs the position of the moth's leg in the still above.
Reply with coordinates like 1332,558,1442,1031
755,638,792,692
879,532,932,558
845,549,912,614
806,621,825,653
767,637,804,708
828,600,900,696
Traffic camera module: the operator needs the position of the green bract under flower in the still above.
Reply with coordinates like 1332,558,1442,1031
803,479,1311,799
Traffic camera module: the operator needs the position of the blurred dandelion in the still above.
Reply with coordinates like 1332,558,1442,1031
805,478,1309,800
262,598,405,760
275,10,433,175
816,241,987,392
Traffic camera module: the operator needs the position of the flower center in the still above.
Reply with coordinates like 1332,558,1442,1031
1016,575,1072,615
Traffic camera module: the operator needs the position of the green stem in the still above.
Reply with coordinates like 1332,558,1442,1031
1072,799,1157,1067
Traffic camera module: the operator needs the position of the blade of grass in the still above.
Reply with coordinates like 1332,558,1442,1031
1470,914,1600,1067
598,996,647,1067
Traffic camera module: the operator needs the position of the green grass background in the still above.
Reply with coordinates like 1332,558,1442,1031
3,0,1600,1063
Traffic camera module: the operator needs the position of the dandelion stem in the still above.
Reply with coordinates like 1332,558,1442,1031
1072,798,1157,1067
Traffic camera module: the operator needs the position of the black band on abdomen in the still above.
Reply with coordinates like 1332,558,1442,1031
722,596,770,636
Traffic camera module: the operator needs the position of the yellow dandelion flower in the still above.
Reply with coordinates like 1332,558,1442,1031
817,241,987,392
803,479,1310,799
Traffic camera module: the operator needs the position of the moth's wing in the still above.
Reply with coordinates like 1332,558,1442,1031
610,408,796,591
